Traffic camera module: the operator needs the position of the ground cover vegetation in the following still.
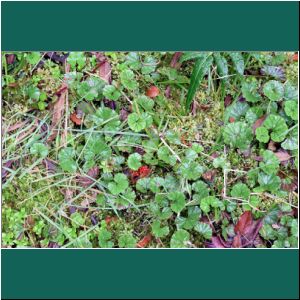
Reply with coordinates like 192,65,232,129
1,51,298,248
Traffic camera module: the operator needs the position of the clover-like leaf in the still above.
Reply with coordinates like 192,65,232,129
165,130,181,145
125,52,141,70
176,206,201,230
245,106,264,124
258,172,281,193
70,212,85,228
27,86,40,100
178,160,204,180
282,128,298,150
141,56,158,74
284,100,298,121
263,114,288,142
67,52,86,70
263,80,284,101
26,52,41,65
118,232,137,248
200,196,223,214
213,156,230,170
192,180,209,201
168,191,186,213
149,177,165,193
85,137,112,159
108,173,129,195
128,112,152,132
242,80,262,103
284,82,298,101
170,229,190,248
58,147,77,173
77,77,105,101
135,95,154,112
30,143,48,158
151,220,169,238
91,107,120,131
230,183,250,200
225,101,249,122
98,221,114,248
223,122,253,150
127,153,142,171
255,126,269,143
120,69,138,90
103,85,121,101
194,222,212,239
260,150,280,175
157,146,177,166
135,177,151,193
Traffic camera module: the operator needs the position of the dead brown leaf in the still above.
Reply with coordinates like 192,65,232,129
252,115,266,133
274,150,291,162
47,84,67,142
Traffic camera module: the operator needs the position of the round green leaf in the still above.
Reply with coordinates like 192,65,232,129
127,153,142,171
30,142,48,158
263,80,284,101
170,229,190,248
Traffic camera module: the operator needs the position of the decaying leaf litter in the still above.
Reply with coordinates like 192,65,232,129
1,51,298,248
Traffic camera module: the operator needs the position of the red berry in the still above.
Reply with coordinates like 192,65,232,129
146,86,159,98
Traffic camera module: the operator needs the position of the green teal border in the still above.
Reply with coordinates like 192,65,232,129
1,249,299,299
1,1,299,299
1,1,299,51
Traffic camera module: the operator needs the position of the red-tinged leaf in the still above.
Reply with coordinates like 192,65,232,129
180,133,191,146
202,170,217,182
91,52,112,83
120,108,129,121
252,115,267,133
232,233,242,248
92,52,106,63
70,112,82,125
6,120,28,133
55,85,68,96
244,219,263,241
42,158,58,174
268,140,277,151
293,53,298,61
77,166,99,187
170,52,183,68
105,216,118,225
274,150,291,162
206,236,227,248
234,211,253,235
6,54,15,64
254,156,263,162
137,234,152,248
229,117,235,123
211,152,219,159
48,242,60,248
165,85,171,98
98,60,112,84
45,52,69,64
280,170,298,192
129,169,140,184
2,160,14,183
224,94,232,107
199,104,211,111
146,86,160,98
16,121,38,143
